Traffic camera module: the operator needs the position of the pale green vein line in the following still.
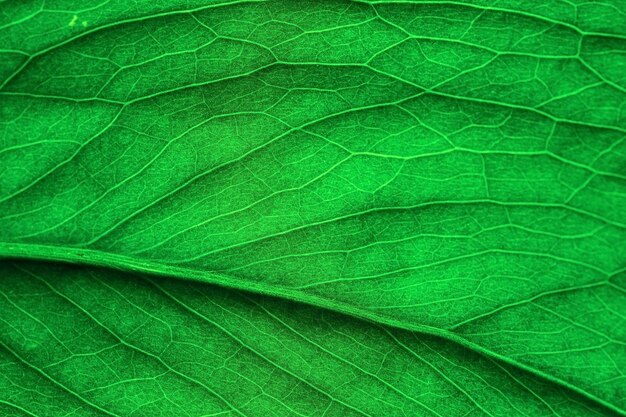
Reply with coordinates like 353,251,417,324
0,0,266,90
15,266,251,417
450,280,613,331
0,399,41,417
0,344,120,417
383,329,497,417
248,298,445,417
147,279,375,417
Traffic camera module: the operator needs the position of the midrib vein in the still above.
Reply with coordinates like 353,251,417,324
0,243,624,417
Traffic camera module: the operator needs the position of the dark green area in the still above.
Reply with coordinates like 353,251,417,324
0,262,617,417
1,0,625,416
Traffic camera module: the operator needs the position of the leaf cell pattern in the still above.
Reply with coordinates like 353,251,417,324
0,1,625,416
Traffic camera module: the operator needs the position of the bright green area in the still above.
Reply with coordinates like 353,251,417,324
1,0,625,416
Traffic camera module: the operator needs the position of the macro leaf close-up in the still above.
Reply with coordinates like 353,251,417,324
1,0,625,416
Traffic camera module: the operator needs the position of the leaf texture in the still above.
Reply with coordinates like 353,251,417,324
0,262,619,417
0,0,625,415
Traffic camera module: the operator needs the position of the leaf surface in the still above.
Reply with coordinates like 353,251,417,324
0,262,618,417
1,0,625,415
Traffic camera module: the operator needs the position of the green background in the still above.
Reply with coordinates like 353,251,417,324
1,0,625,416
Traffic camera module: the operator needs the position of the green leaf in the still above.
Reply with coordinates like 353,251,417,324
0,262,617,417
1,0,625,416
